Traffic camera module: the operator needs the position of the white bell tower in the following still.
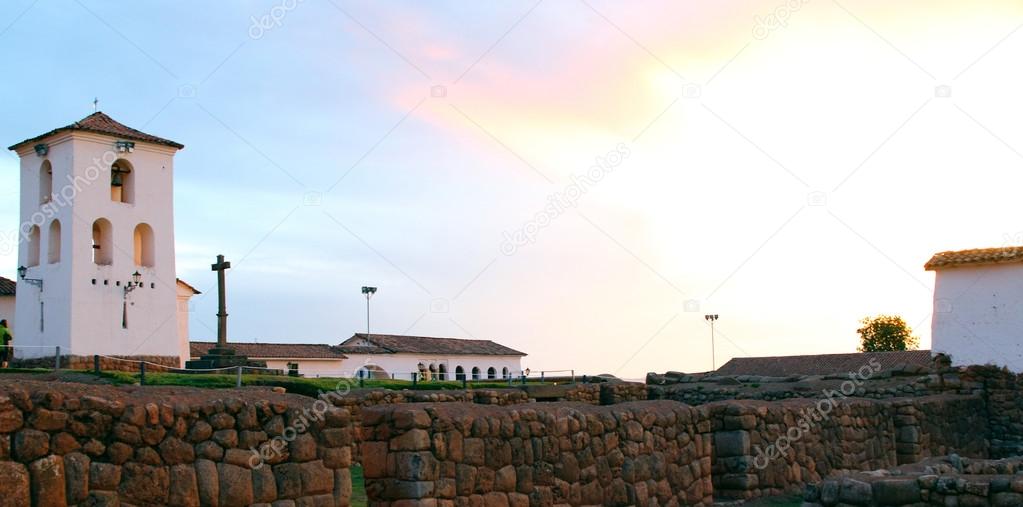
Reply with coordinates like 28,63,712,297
7,112,185,365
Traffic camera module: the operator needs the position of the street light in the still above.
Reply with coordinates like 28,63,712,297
704,314,719,371
361,286,377,336
17,266,43,290
123,271,143,295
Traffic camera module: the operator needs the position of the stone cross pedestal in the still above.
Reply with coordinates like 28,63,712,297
185,255,266,370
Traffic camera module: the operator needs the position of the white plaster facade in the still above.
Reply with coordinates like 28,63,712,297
260,359,345,377
930,261,1023,371
0,295,14,329
343,352,524,381
9,115,188,362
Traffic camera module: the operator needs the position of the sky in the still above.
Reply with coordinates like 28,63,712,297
1,1,1021,379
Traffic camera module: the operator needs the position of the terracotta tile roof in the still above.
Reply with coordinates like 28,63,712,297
337,333,527,356
0,277,14,296
715,350,933,377
924,246,1023,271
190,341,346,360
8,112,184,151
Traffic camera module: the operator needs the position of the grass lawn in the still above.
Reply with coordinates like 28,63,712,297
350,465,367,507
741,495,803,506
0,368,554,397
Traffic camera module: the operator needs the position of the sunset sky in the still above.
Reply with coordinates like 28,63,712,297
2,1,1022,378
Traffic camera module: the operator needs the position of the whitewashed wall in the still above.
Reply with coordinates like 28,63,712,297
342,352,523,381
0,296,14,329
14,132,180,360
931,263,1023,371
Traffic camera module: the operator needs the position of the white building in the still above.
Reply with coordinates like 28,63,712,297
337,333,526,380
927,246,1023,371
7,112,196,366
0,277,15,328
190,341,346,377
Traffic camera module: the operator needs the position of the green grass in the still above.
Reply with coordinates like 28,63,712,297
6,369,550,397
742,495,803,506
350,465,367,507
0,367,61,374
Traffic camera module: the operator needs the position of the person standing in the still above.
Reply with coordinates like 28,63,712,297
0,320,11,368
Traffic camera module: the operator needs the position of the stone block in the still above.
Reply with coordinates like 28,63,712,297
90,461,121,491
218,462,254,507
714,431,750,457
873,478,920,505
14,428,49,461
196,459,219,507
275,462,303,499
169,464,200,507
395,451,440,481
289,433,318,462
160,436,195,465
299,460,333,496
0,461,30,506
253,463,279,503
391,429,432,451
64,451,90,504
30,455,67,507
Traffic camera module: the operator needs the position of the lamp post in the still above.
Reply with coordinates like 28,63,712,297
17,266,43,290
704,314,719,371
18,266,44,333
123,271,143,295
361,286,377,336
122,271,143,329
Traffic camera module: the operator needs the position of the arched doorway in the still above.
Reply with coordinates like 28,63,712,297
357,364,389,379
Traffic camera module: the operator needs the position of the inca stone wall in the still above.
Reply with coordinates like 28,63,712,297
707,394,987,501
0,381,352,506
11,354,181,372
358,401,714,506
708,398,898,501
804,455,1023,506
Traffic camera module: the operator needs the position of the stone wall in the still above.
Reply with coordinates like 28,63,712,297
0,381,352,506
11,354,181,372
705,394,988,501
890,395,988,464
804,455,1023,506
707,398,897,501
560,382,648,405
961,365,1023,458
358,401,714,506
598,383,649,405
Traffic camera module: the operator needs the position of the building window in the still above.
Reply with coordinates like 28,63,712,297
47,220,61,264
487,367,496,380
438,363,447,381
26,225,40,267
502,367,509,379
471,367,480,380
92,218,113,265
287,362,299,376
110,159,134,204
133,223,155,267
455,366,465,381
39,161,53,204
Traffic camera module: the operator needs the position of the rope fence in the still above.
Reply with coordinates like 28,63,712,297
0,345,588,390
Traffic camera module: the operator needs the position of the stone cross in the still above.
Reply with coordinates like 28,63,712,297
211,254,231,349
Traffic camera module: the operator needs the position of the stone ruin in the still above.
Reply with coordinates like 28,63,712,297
0,361,1018,505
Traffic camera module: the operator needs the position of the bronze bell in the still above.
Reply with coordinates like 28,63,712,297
111,166,124,187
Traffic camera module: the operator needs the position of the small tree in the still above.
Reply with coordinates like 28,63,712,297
857,315,919,352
